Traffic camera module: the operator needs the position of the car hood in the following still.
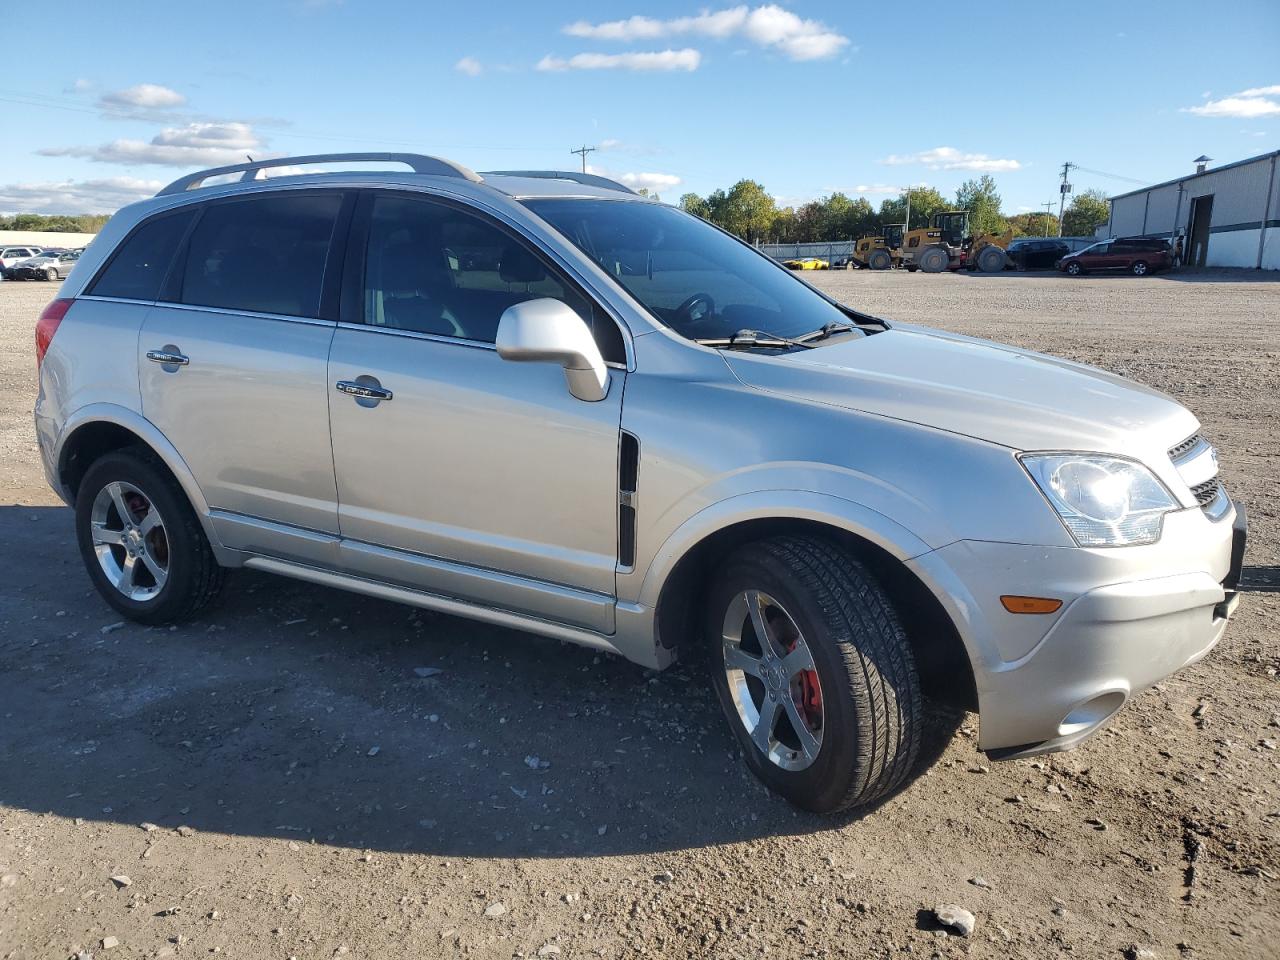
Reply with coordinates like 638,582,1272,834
723,324,1198,454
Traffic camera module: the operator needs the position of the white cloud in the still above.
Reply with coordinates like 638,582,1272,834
599,138,623,150
1185,90,1280,118
587,165,681,194
853,183,906,195
537,49,701,72
99,83,186,110
564,4,848,61
455,56,483,76
40,121,269,167
0,176,165,214
882,146,1021,172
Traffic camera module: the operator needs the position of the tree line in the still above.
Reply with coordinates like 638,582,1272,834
0,213,110,234
676,176,1112,244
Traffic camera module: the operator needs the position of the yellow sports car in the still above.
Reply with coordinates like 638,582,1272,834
781,257,829,270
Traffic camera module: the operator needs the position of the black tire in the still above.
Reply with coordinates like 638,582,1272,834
1066,261,1083,276
867,249,892,271
706,537,922,813
1130,260,1148,276
918,246,949,273
75,448,225,625
976,246,1006,273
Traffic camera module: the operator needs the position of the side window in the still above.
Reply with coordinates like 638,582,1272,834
178,193,341,318
362,194,625,360
89,210,194,301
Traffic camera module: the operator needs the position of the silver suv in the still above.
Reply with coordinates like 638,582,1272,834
34,153,1246,813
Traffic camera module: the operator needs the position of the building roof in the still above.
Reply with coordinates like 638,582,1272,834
1108,149,1280,202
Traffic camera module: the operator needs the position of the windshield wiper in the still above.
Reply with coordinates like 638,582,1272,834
797,321,860,343
695,328,815,351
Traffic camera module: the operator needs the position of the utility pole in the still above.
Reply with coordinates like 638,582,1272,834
570,144,596,173
903,186,911,231
1041,201,1054,236
1057,162,1074,237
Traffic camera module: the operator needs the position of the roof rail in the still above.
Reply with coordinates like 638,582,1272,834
482,170,639,196
156,152,483,197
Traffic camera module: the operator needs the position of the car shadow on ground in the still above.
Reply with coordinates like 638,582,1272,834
0,505,963,859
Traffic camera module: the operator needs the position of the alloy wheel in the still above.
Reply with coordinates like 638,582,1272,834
89,481,170,601
721,589,824,771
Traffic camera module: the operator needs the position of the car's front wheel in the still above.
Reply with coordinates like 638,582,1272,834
1066,261,1083,276
1130,260,1148,276
45,267,58,281
75,449,225,624
706,537,922,813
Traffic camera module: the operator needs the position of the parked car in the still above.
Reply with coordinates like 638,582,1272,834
1006,238,1070,271
0,245,43,278
13,249,80,281
34,154,1246,814
782,257,829,270
1057,237,1171,276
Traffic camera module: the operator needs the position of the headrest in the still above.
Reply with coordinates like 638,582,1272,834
499,244,546,284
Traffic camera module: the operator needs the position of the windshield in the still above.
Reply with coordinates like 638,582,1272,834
523,199,857,342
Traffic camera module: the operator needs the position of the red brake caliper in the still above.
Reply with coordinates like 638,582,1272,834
787,638,822,730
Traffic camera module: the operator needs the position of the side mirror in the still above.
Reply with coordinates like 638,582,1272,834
496,298,610,402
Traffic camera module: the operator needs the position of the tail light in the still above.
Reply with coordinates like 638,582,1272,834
36,298,72,368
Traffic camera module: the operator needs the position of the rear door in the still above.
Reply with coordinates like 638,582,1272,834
326,190,626,632
138,190,351,566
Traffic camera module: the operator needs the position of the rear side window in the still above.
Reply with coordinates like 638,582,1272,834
90,210,193,301
178,193,341,318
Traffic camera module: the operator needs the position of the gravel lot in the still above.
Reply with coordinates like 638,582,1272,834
1,270,1277,960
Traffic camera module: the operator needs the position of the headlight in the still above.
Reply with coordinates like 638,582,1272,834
1020,454,1179,546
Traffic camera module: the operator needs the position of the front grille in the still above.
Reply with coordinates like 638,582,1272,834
1190,477,1221,508
1168,433,1202,462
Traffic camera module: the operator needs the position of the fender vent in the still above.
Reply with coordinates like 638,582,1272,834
618,432,639,568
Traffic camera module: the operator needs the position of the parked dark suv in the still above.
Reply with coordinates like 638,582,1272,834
1057,237,1171,276
1006,239,1070,271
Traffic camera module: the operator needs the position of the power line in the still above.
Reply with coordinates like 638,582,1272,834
1071,164,1146,185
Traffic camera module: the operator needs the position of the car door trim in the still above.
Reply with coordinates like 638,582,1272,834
146,300,336,327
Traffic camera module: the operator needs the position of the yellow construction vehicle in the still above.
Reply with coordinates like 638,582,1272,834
848,224,904,270
898,211,1013,273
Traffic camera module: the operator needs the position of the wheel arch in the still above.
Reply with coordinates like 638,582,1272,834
648,504,977,711
55,405,234,564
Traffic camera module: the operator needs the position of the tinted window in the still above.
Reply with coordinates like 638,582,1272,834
525,198,856,343
362,193,624,360
179,193,341,317
90,210,193,301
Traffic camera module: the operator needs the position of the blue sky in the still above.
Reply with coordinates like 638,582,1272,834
2,0,1277,216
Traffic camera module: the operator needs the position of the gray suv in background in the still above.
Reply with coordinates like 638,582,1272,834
33,154,1246,813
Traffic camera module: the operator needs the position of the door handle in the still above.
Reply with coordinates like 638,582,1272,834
146,349,189,366
335,380,393,401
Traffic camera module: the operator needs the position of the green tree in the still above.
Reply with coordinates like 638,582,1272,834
708,179,777,241
955,175,1006,236
1005,212,1059,237
1062,189,1110,237
679,193,711,219
877,186,948,231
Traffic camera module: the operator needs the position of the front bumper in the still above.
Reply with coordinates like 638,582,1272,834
908,500,1246,758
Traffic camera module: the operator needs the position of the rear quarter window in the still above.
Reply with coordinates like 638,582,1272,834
89,209,195,301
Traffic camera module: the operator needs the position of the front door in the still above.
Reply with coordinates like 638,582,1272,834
138,191,347,565
326,191,626,633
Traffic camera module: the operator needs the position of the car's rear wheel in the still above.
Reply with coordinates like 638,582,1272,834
706,537,922,813
75,449,225,625
1066,261,1083,276
1130,260,1148,276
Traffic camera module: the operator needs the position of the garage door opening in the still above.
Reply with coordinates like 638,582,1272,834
1187,194,1214,267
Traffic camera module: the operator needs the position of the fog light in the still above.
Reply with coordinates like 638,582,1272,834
1057,691,1126,737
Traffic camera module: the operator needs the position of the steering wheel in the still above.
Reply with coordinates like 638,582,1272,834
674,293,716,330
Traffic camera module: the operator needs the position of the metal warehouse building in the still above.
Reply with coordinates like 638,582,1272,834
1105,149,1279,270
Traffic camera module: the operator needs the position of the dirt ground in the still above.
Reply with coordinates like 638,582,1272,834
1,269,1277,960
